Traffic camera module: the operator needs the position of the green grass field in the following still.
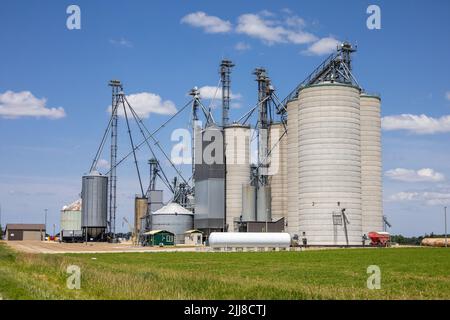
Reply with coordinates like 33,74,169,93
0,242,448,300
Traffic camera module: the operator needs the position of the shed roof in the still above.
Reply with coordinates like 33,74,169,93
184,229,203,234
6,224,46,231
143,229,174,236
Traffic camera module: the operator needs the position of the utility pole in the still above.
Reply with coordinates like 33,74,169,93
44,208,48,234
445,206,448,248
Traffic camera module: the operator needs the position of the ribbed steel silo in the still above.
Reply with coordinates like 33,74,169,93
360,94,383,235
224,124,251,232
268,122,288,223
81,172,108,239
297,83,362,245
286,99,299,235
151,202,194,244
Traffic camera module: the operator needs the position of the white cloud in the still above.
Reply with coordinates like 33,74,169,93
235,41,251,51
236,13,317,45
109,37,133,48
381,114,450,134
446,91,450,101
108,92,177,119
181,11,232,33
285,15,306,28
302,37,340,56
390,191,450,206
97,159,110,170
198,86,242,101
385,168,445,182
0,90,66,119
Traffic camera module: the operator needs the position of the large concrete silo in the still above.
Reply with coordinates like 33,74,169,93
360,94,383,235
224,124,251,232
286,99,300,235
297,83,362,245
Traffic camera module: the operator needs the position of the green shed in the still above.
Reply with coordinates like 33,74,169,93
143,230,175,246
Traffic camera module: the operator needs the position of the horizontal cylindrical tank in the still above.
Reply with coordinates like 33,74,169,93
151,202,194,244
209,232,291,248
360,94,383,236
421,238,449,247
268,123,288,223
81,172,108,228
297,83,362,245
225,124,251,232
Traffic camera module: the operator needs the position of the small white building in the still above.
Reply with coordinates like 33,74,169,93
184,229,203,246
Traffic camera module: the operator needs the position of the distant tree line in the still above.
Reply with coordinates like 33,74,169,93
391,233,447,245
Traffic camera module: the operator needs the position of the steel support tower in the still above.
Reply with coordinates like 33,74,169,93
108,80,122,239
254,68,270,186
220,59,235,127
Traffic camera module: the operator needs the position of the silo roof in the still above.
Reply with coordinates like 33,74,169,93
152,202,193,215
62,199,82,211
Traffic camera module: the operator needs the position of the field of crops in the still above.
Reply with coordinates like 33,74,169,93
0,241,448,300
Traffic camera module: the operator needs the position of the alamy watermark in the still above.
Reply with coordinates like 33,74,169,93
366,265,381,289
367,5,381,30
66,5,81,30
66,265,81,289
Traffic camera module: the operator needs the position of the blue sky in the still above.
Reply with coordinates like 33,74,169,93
0,0,449,236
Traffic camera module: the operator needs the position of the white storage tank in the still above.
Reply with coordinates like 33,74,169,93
286,99,299,235
209,232,291,248
268,122,288,223
224,124,251,232
360,94,383,235
151,202,194,244
297,83,362,245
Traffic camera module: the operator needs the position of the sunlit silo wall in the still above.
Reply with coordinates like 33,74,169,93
286,99,299,235
268,122,288,223
194,125,225,233
225,124,251,232
242,185,256,221
134,196,148,235
297,83,362,245
360,94,383,235
81,172,108,228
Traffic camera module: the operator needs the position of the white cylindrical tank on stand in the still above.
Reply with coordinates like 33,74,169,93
360,94,383,235
209,232,291,248
297,83,362,245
